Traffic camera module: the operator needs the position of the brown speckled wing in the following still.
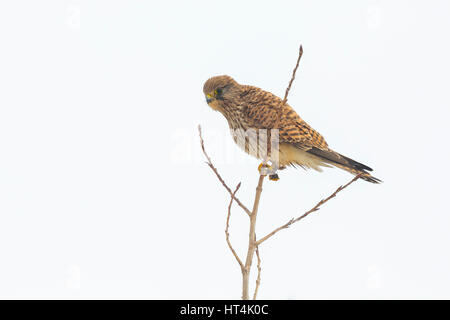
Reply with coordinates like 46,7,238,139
231,83,381,183
240,86,328,150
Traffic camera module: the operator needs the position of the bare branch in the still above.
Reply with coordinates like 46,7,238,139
274,45,304,128
282,45,303,104
198,125,251,216
253,245,262,300
225,183,245,272
256,174,362,246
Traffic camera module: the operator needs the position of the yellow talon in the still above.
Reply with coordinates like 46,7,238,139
258,163,272,174
257,163,264,172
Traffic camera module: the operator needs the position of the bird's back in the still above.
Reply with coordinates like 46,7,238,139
237,85,328,150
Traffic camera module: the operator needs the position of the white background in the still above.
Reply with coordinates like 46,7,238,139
0,0,449,299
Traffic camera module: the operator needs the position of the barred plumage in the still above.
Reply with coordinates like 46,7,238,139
203,75,381,183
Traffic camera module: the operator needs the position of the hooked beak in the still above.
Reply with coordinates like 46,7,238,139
205,94,213,104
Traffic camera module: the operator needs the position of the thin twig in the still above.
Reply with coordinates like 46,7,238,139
225,183,245,272
253,245,262,300
198,125,251,216
256,173,362,246
274,45,304,128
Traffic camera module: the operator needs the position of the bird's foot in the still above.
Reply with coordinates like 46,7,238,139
258,163,271,175
258,163,280,181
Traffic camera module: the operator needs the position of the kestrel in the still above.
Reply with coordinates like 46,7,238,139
203,75,381,183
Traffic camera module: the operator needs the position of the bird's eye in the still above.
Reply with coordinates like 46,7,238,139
215,88,222,97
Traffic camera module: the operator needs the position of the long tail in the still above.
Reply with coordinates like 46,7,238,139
305,147,382,184
330,161,382,184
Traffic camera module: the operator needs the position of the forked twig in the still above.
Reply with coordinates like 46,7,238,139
256,174,362,246
242,174,265,300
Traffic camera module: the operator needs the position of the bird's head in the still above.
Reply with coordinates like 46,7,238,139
203,75,239,112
